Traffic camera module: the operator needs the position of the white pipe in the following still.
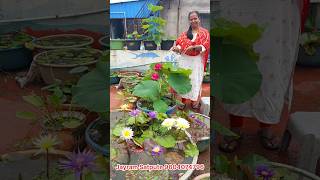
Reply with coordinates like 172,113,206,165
0,8,108,23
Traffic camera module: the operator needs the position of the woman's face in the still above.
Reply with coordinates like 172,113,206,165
189,12,200,29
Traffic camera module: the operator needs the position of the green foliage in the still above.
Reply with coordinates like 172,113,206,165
132,62,191,113
212,18,263,104
212,18,264,61
17,92,84,130
213,121,239,137
127,31,142,40
0,32,33,49
141,4,166,46
184,143,199,157
72,59,108,113
154,135,176,148
111,110,198,157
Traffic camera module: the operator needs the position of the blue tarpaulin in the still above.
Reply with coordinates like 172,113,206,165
110,0,159,19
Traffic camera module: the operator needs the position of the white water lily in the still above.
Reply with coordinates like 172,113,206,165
175,117,190,130
120,127,134,140
33,134,60,155
161,118,176,130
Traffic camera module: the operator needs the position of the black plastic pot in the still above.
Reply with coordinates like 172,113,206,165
297,46,320,67
125,40,141,50
143,40,157,50
161,40,174,50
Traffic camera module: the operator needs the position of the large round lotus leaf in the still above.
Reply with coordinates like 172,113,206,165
167,72,192,94
132,80,159,101
213,40,262,104
72,61,107,112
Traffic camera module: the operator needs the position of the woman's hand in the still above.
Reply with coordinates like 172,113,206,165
185,45,202,53
170,46,181,53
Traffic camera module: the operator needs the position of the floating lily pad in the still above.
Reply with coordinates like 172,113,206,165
32,34,93,49
0,32,33,49
35,48,101,65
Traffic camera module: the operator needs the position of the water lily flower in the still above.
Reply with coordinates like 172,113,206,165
59,150,96,180
119,104,131,111
33,134,60,155
255,165,274,180
151,73,160,81
161,118,176,130
188,114,196,119
148,111,157,119
154,63,162,71
129,109,140,117
175,117,190,130
120,127,134,140
151,145,164,156
195,118,206,127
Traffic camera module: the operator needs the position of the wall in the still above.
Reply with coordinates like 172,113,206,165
161,0,210,38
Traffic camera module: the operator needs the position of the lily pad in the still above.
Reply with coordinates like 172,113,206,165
32,34,92,49
0,32,33,49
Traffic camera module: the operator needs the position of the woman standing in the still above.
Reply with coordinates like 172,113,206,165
217,0,309,152
170,11,210,109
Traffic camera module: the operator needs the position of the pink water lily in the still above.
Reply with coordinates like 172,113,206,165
151,73,160,81
154,63,162,71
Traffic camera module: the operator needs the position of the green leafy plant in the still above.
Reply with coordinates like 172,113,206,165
112,109,199,158
127,30,142,40
16,92,85,131
0,32,33,49
132,63,192,113
141,4,166,46
299,9,320,56
212,18,263,104
71,51,108,114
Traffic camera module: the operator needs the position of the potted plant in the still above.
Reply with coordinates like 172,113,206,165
0,31,33,70
33,48,102,84
132,62,192,114
142,4,166,50
0,135,107,179
71,52,108,155
16,92,87,151
98,35,110,50
184,111,210,152
118,73,143,90
161,36,176,50
297,9,320,67
31,34,94,50
126,30,142,50
214,153,320,180
111,109,199,180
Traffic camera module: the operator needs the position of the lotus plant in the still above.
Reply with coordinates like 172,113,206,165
132,62,192,113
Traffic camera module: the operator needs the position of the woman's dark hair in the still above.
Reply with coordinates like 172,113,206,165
187,11,200,40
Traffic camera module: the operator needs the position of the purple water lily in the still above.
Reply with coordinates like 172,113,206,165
151,145,164,156
195,118,206,127
148,111,157,119
255,165,274,180
129,109,140,117
59,150,96,180
189,114,196,119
